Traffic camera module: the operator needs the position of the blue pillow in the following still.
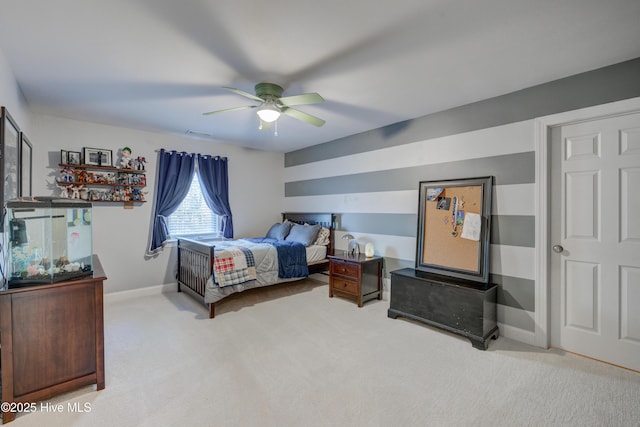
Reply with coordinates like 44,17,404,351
285,223,321,246
265,221,292,240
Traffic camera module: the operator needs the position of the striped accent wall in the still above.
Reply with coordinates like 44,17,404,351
283,58,640,340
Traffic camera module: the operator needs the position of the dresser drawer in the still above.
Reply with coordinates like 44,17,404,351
331,277,358,295
331,260,359,278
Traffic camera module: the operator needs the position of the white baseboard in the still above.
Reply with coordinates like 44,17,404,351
104,282,177,303
498,322,536,346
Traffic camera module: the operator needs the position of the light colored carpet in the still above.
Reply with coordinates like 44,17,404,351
6,278,640,427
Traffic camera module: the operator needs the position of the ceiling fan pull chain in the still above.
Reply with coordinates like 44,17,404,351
274,120,278,137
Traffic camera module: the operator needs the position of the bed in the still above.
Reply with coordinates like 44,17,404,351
177,212,335,318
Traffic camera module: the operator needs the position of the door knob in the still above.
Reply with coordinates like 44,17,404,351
552,245,564,253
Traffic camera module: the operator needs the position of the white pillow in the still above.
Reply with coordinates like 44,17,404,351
313,226,330,246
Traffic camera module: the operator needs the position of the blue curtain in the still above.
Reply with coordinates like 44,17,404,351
197,155,234,238
149,150,195,252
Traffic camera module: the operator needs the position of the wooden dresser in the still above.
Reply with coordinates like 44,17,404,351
0,255,106,423
328,252,382,307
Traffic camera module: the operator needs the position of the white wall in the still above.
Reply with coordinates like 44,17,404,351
31,114,284,293
0,47,31,137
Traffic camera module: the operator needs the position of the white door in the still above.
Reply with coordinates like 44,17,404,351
550,111,640,371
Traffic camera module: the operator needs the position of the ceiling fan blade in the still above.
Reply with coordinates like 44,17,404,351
202,105,257,115
223,86,264,102
279,92,324,106
282,107,326,127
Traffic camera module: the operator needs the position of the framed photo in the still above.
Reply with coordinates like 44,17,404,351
416,176,493,283
61,149,69,164
67,151,81,165
1,106,21,229
83,147,112,166
20,132,32,197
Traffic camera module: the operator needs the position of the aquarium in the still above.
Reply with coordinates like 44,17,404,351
6,197,93,288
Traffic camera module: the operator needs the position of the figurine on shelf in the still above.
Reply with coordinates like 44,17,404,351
59,167,75,183
131,188,147,201
71,185,84,199
76,169,89,183
119,146,134,169
59,184,74,198
135,156,146,171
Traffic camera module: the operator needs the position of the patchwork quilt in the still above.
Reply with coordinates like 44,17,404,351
213,244,256,287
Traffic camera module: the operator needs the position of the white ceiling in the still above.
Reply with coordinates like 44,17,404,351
1,0,639,152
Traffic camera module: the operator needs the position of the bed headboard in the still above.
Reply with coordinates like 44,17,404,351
282,212,336,254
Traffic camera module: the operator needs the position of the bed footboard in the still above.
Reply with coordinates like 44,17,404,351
177,238,216,317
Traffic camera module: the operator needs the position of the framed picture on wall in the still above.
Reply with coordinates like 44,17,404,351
83,147,112,166
20,132,32,197
67,151,81,165
1,106,21,229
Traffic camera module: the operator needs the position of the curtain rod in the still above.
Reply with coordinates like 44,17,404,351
153,149,227,161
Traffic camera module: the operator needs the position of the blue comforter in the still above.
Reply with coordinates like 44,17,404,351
245,238,309,278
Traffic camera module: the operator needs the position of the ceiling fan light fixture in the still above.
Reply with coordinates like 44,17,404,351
205,83,325,128
256,98,281,123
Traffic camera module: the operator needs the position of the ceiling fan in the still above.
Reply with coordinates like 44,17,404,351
203,82,326,129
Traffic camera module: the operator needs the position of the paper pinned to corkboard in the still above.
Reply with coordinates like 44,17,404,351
461,212,481,241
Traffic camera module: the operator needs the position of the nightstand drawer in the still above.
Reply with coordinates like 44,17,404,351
331,277,358,295
331,260,359,278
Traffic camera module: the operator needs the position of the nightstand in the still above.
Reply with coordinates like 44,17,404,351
328,252,383,307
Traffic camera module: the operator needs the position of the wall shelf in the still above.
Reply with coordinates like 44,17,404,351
57,163,147,205
55,180,145,188
59,163,145,173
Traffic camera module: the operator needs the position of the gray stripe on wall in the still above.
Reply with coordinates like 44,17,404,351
337,213,534,245
286,58,640,167
491,274,535,312
491,273,536,316
490,215,535,248
285,152,534,196
338,213,416,237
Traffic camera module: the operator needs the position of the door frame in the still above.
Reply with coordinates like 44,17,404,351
533,96,640,348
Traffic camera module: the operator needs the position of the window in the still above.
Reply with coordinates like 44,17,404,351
167,173,219,238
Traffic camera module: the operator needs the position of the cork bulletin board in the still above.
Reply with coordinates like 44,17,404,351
416,176,493,283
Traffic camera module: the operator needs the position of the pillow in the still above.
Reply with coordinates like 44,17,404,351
285,223,321,246
313,226,330,246
265,221,292,240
